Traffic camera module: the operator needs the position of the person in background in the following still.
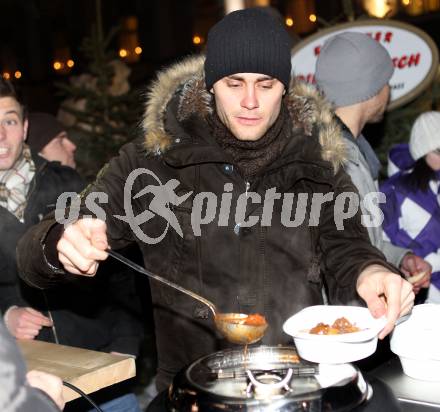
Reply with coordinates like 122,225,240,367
27,112,77,169
0,312,65,412
380,111,440,303
0,81,142,412
315,32,431,295
0,79,84,333
17,9,414,400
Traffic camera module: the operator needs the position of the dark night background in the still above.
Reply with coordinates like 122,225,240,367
2,0,440,115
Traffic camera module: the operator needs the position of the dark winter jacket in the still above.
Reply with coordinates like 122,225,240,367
0,153,84,311
17,56,396,390
1,154,143,355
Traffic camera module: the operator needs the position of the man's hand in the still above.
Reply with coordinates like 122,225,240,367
5,307,52,340
399,253,431,294
57,218,108,276
356,264,414,339
27,370,65,410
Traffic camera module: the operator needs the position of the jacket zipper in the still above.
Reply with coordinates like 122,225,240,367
245,181,250,197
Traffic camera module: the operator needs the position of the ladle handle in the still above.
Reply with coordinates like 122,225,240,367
107,249,217,316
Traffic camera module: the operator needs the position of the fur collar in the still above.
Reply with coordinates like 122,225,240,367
142,55,346,172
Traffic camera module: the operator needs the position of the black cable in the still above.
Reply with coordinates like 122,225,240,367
62,381,104,412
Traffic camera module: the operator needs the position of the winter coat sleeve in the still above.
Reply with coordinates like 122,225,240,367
341,139,409,267
0,208,28,313
381,181,440,281
17,141,142,289
0,320,60,412
381,240,408,268
319,168,400,305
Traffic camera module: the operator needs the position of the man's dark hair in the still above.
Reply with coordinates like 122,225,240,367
404,157,435,192
0,78,18,99
0,78,26,119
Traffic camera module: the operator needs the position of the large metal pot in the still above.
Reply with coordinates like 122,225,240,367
166,345,371,411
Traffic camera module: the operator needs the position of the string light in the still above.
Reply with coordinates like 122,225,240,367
119,16,142,63
14,71,21,79
285,17,294,27
309,14,317,22
52,45,74,74
193,35,202,45
363,0,398,17
399,0,426,15
2,72,10,80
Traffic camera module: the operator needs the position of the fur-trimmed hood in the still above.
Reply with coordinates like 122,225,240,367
143,55,346,172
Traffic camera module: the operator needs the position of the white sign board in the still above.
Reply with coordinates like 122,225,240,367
291,19,439,110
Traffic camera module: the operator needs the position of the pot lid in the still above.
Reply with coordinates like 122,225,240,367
184,345,356,400
169,346,371,411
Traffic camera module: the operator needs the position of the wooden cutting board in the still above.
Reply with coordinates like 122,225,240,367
18,340,136,402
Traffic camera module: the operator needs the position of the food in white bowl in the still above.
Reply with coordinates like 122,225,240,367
391,303,440,381
283,305,386,364
309,316,362,335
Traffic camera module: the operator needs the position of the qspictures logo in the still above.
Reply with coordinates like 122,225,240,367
55,168,386,245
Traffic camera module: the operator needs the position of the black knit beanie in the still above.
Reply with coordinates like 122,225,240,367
27,112,65,153
204,8,292,90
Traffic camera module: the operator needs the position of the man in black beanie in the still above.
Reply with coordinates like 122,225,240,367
18,8,414,397
204,8,292,92
27,112,77,169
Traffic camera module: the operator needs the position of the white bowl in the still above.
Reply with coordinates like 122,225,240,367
283,305,386,364
391,303,440,381
397,357,440,381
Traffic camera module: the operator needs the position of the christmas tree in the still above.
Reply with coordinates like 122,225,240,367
57,0,142,180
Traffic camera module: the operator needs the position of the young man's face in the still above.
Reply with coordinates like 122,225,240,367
40,131,77,169
212,73,285,141
0,97,27,171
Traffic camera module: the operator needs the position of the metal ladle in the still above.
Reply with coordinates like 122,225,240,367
107,249,267,345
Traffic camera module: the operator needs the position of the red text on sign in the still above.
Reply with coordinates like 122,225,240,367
392,53,421,69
